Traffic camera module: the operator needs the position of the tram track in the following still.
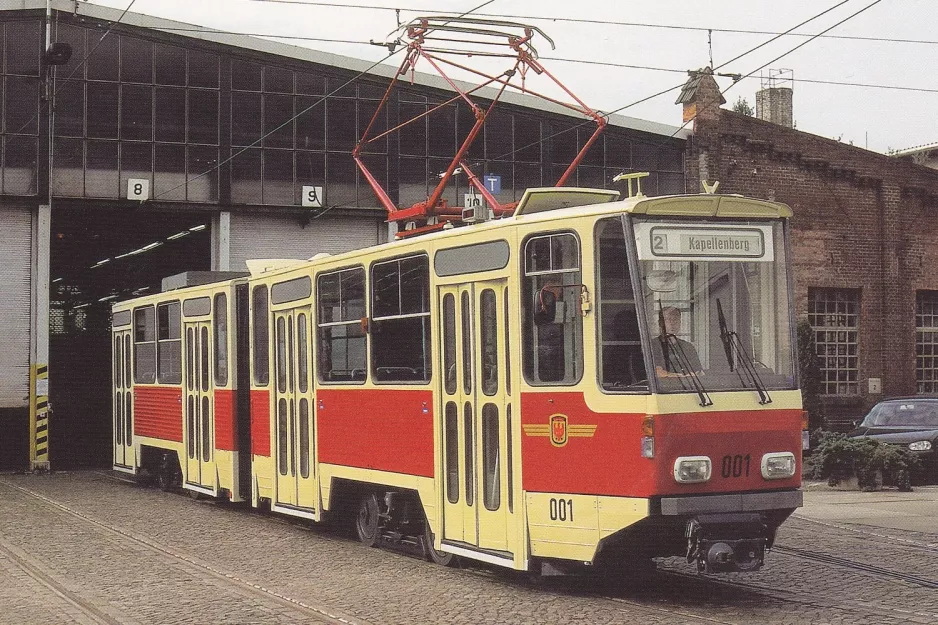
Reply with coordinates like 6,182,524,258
774,544,938,589
0,477,365,625
0,535,123,625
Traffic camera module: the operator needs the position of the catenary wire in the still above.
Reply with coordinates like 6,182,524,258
490,0,865,164
238,0,933,46
128,25,938,96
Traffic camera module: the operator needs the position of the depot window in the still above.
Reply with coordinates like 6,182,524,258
522,232,583,385
370,255,431,383
808,288,859,395
157,301,182,384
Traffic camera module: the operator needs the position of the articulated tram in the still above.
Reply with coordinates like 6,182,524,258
112,187,804,575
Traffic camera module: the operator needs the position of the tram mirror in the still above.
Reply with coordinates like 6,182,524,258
646,269,678,293
533,288,557,325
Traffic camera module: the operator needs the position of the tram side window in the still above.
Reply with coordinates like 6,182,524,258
253,285,270,385
214,293,228,386
596,218,646,390
157,302,182,384
371,255,431,382
317,267,367,382
522,233,583,384
133,306,156,383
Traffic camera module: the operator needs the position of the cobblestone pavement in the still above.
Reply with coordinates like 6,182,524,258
2,471,938,625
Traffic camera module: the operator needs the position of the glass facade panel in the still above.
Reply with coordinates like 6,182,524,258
120,84,152,141
154,143,186,201
6,75,39,134
231,59,262,91
87,81,119,139
86,33,119,80
231,148,262,204
265,66,293,93
120,141,152,188
52,137,83,196
188,50,219,88
264,93,293,148
296,71,326,95
155,87,185,143
188,89,219,144
5,21,40,76
296,96,325,151
326,153,356,207
187,145,218,202
54,23,86,78
154,43,186,86
54,79,84,137
85,140,119,197
264,149,294,205
120,36,152,83
231,91,262,146
3,134,36,195
327,98,356,152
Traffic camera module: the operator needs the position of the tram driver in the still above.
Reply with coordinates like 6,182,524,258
652,306,702,376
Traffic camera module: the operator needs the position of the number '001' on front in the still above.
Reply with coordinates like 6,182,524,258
633,223,775,262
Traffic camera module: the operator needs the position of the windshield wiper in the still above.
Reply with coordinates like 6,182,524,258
657,300,712,407
716,298,772,405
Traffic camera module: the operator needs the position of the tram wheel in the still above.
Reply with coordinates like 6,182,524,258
355,493,381,547
423,521,455,567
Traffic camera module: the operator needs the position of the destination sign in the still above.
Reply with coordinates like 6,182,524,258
634,223,774,262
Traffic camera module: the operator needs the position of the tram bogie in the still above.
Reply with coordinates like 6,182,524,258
112,189,804,576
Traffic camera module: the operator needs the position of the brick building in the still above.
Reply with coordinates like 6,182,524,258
681,72,938,427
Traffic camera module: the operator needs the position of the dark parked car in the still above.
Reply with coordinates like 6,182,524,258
849,397,938,483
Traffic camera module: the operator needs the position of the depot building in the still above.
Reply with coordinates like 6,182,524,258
0,1,687,470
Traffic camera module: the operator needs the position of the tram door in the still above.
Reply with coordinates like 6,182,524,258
439,280,513,554
184,321,215,490
273,308,318,512
113,330,135,470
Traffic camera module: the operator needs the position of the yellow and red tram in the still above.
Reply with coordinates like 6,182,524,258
112,187,804,575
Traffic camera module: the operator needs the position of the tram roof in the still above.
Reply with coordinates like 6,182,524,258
27,0,689,141
241,191,792,279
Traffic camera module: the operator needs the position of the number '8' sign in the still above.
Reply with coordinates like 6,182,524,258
127,178,149,201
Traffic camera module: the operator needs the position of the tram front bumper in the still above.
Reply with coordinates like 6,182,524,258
659,490,803,573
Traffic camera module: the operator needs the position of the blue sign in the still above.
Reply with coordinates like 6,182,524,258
483,174,502,194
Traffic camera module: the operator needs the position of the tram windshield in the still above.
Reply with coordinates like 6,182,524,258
598,216,795,395
634,217,796,394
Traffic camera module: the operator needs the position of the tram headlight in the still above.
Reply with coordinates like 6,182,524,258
673,456,711,483
909,440,932,452
761,452,797,480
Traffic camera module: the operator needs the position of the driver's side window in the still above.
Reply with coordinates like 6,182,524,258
596,218,647,391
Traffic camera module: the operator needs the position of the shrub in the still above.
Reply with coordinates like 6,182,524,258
803,430,920,491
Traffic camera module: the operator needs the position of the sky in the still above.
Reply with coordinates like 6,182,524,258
85,0,936,154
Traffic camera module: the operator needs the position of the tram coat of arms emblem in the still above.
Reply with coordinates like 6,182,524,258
550,414,568,447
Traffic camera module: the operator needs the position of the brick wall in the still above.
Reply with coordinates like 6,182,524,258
686,110,938,425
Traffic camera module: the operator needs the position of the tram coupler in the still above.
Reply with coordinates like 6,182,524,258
685,513,768,573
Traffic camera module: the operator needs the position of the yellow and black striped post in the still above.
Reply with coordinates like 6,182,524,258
29,363,50,471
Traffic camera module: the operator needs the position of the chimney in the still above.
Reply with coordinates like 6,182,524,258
755,70,794,128
675,67,726,129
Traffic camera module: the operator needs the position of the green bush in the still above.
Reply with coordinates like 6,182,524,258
803,430,920,491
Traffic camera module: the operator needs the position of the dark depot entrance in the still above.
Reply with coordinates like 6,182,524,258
49,207,210,469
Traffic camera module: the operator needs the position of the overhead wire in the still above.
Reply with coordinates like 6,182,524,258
489,0,863,164
133,23,938,96
237,0,935,46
